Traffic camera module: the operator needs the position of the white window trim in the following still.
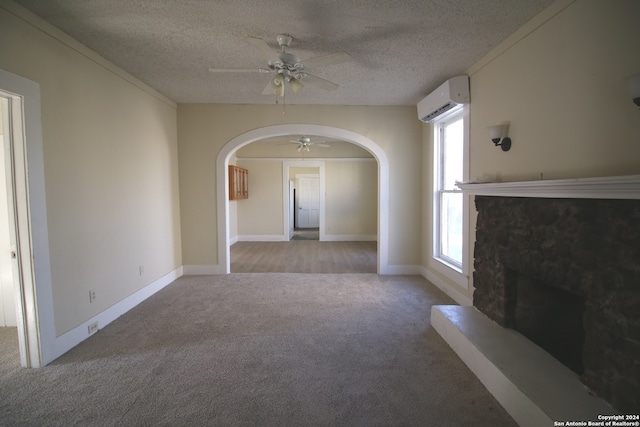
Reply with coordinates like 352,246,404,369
431,106,470,289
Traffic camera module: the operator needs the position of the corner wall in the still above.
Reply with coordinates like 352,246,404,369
422,0,640,303
0,2,182,340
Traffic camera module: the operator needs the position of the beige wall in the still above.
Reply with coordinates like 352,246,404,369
236,160,283,236
325,160,377,236
0,4,182,334
230,159,377,238
423,0,640,302
178,104,421,268
469,0,640,182
290,167,319,180
237,140,373,158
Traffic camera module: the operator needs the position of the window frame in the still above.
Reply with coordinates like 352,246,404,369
431,106,470,289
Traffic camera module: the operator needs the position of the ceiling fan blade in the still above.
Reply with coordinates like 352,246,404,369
314,143,331,148
301,74,339,91
289,78,304,93
261,80,274,95
245,36,278,61
208,68,271,73
261,76,285,96
303,52,351,69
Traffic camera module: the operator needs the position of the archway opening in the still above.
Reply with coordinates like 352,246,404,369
216,124,389,274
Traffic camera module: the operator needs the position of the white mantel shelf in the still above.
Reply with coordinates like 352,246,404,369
456,175,640,200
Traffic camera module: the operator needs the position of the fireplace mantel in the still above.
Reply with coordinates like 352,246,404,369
456,174,640,199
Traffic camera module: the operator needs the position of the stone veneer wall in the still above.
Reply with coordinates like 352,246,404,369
473,196,640,413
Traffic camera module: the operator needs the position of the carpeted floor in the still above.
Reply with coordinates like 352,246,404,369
0,273,516,426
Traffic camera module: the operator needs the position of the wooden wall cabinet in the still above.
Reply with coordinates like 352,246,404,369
229,165,248,200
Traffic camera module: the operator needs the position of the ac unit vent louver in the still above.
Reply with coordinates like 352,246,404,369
423,102,456,122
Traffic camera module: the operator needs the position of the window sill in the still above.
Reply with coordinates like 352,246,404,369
430,257,469,290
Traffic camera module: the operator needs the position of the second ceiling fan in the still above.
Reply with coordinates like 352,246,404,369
281,136,331,152
209,34,351,97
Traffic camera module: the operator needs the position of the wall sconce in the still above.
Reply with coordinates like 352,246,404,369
627,73,640,108
488,125,511,151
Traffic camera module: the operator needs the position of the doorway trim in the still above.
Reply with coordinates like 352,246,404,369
284,164,323,240
216,124,389,274
1,69,53,367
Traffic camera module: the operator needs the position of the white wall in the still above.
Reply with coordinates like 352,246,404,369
422,0,640,302
0,3,182,336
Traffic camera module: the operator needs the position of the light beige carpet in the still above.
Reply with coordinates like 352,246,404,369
0,273,516,426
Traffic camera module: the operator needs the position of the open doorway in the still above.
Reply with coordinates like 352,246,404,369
0,96,17,326
288,166,320,241
293,173,319,241
0,82,45,368
217,124,390,274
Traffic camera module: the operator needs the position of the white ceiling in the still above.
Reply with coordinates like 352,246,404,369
14,0,554,106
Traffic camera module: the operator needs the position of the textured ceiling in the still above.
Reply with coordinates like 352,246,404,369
14,0,554,105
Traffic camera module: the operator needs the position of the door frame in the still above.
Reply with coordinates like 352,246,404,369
284,163,324,238
1,69,53,367
295,173,320,230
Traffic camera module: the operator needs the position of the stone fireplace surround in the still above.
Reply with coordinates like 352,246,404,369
433,175,640,423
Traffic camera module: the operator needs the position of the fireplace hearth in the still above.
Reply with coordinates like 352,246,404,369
472,195,640,413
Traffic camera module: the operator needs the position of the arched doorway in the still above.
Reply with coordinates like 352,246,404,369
216,124,389,274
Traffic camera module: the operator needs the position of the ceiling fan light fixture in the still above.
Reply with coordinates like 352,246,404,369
270,76,285,97
289,78,304,93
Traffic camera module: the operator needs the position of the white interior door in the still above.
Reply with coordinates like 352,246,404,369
296,174,320,228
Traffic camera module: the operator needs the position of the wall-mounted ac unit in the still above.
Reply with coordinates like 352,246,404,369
417,75,470,123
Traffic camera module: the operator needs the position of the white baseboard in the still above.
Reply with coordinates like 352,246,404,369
385,264,422,275
229,235,239,245
235,234,377,242
422,267,472,306
237,235,286,242
49,266,183,364
321,234,377,242
182,264,224,275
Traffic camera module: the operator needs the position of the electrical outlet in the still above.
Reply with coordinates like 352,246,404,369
89,290,96,303
139,265,144,276
88,322,98,335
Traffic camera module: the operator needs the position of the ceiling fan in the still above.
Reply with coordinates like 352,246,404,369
280,136,331,152
209,34,351,97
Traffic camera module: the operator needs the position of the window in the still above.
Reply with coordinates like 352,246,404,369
433,108,468,279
